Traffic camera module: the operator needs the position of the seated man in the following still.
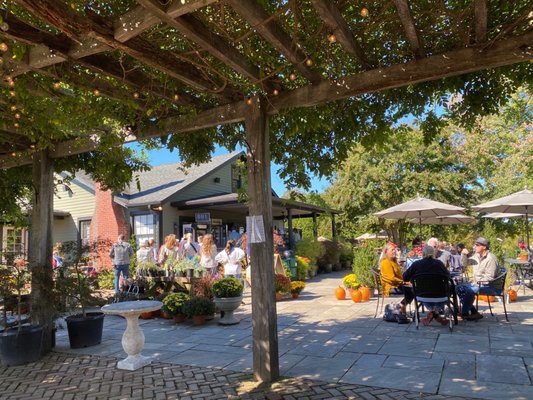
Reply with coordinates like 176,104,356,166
455,237,499,321
403,245,450,326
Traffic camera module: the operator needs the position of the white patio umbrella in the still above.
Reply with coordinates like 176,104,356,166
482,212,524,219
355,230,389,241
473,189,533,247
407,214,476,225
375,196,465,235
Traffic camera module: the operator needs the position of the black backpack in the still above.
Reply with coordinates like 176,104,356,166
383,303,409,324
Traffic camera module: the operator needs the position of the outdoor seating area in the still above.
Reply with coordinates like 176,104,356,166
32,270,533,399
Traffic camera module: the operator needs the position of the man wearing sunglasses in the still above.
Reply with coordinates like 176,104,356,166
455,237,499,320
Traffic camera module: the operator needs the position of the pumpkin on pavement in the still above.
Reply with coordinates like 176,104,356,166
335,287,346,300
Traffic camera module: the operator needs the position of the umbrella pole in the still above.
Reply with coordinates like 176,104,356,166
526,207,530,250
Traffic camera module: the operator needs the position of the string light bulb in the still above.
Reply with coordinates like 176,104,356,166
133,92,139,99
10,105,16,111
173,94,180,101
360,7,369,17
305,58,313,66
0,42,8,52
14,112,21,119
9,90,15,97
11,152,16,157
8,79,15,87
30,144,36,149
13,122,19,128
93,89,100,96
53,81,61,90
246,98,253,105
289,73,296,81
272,89,279,96
328,34,337,43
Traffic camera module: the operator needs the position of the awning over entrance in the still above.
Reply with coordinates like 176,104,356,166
171,193,341,219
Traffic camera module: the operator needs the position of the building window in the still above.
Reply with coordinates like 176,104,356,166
5,228,23,259
132,213,157,246
79,219,91,245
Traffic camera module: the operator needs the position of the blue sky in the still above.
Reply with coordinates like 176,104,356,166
129,143,332,195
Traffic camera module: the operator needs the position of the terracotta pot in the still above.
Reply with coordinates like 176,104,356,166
292,293,299,299
192,315,206,326
161,311,173,320
173,314,187,323
275,292,284,301
140,311,153,319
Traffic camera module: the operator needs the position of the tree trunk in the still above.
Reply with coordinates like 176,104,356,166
246,96,279,383
29,150,55,354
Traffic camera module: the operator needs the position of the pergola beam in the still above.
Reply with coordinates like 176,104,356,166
311,0,372,70
226,0,322,84
393,0,425,59
474,0,488,43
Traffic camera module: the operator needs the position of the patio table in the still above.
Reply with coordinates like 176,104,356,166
504,258,533,294
101,300,162,371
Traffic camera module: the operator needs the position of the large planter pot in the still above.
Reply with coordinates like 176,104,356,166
0,325,43,366
173,314,187,323
213,296,243,325
66,312,105,349
192,315,207,326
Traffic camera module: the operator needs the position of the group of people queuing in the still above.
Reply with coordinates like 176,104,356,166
109,228,250,294
379,235,501,325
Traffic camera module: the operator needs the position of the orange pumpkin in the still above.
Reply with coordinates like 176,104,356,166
359,286,371,301
351,289,362,303
335,287,346,300
476,294,495,302
508,289,518,302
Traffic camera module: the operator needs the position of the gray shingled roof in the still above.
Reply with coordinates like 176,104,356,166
116,152,243,206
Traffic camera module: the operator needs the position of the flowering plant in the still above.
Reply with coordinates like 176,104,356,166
342,273,359,289
275,274,291,293
0,255,31,333
290,281,305,294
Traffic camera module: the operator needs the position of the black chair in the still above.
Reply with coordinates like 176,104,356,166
476,267,509,321
411,273,458,331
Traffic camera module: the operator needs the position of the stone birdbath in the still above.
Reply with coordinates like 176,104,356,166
101,300,162,371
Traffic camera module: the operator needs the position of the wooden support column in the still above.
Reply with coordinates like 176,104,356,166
29,149,55,354
245,96,279,383
331,214,337,239
287,208,293,250
312,213,318,239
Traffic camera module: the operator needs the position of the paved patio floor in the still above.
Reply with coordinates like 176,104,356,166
2,270,533,399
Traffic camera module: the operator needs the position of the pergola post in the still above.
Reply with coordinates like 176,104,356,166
29,149,55,354
287,208,293,250
331,213,337,239
245,96,279,383
312,213,318,239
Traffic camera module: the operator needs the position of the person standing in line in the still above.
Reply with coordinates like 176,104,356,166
228,225,241,242
148,238,158,263
215,240,246,279
200,234,218,276
159,234,179,276
109,234,133,294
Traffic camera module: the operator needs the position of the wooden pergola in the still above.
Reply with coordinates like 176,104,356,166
0,0,531,382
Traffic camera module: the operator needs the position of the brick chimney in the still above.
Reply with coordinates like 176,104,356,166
90,182,129,269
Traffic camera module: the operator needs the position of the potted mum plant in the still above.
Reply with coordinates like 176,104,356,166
342,273,359,294
162,292,190,323
212,277,243,325
290,281,305,299
0,256,44,366
275,274,291,301
182,297,215,326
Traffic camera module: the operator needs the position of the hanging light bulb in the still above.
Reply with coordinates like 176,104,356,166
13,122,19,128
9,90,15,97
14,112,21,119
246,98,253,105
30,144,36,149
93,89,100,96
133,92,139,99
11,152,16,157
360,7,369,17
53,81,61,90
10,105,16,111
173,93,180,101
272,89,279,96
289,73,296,81
305,58,313,66
328,34,337,43
0,42,8,52
8,80,15,87
0,22,9,32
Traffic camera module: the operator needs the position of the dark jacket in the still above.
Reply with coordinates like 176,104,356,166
403,257,450,283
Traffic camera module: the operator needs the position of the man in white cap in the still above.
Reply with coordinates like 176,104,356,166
455,237,499,320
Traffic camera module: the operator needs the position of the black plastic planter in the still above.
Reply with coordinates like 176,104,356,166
0,325,43,366
66,312,105,349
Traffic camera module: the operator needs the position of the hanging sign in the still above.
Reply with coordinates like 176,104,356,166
195,212,211,223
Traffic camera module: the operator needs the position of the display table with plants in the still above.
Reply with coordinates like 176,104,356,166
212,277,243,325
101,300,162,371
0,258,43,367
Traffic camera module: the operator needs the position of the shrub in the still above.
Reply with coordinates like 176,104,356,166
162,292,190,315
290,281,305,294
275,274,291,293
182,296,215,317
352,246,377,287
192,275,215,300
212,277,243,298
295,256,309,280
295,238,325,268
97,270,114,290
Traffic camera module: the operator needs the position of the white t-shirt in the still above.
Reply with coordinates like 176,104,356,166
215,247,246,276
